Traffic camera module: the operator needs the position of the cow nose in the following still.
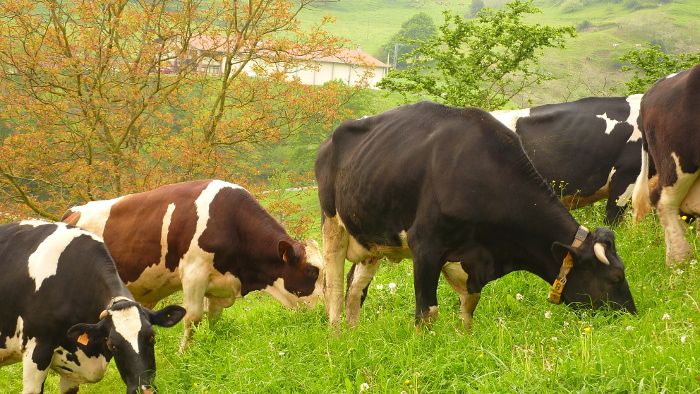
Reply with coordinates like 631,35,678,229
141,386,155,394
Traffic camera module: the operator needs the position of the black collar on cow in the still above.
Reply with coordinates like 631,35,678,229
547,226,589,305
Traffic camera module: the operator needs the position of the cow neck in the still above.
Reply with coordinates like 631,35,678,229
240,213,294,264
510,203,581,285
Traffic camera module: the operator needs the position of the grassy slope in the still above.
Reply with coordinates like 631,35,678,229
301,0,700,105
2,194,699,393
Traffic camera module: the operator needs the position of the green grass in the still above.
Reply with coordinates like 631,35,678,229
2,193,700,393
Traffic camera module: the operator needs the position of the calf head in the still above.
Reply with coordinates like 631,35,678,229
263,240,323,308
67,298,186,394
551,228,637,313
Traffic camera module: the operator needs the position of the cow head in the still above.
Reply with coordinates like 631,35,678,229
263,239,324,308
67,298,186,394
551,228,636,313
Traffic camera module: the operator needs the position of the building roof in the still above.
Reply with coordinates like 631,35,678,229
188,35,389,69
314,48,389,68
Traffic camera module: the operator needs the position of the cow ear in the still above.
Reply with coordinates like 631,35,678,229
278,240,297,264
67,321,106,346
551,242,578,265
148,305,186,327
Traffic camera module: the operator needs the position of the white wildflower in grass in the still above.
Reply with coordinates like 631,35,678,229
690,259,698,266
625,325,634,331
388,282,397,293
515,293,524,301
544,311,552,319
278,351,286,356
681,335,687,344
662,313,671,321
550,336,558,342
360,382,370,392
675,268,684,275
563,321,570,327
376,284,384,290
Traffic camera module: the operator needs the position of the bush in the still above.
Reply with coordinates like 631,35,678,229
576,20,593,31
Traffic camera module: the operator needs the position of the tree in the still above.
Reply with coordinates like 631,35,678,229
620,44,700,94
380,12,437,69
0,0,353,221
377,0,576,110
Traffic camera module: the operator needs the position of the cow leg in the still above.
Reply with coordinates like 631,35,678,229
179,262,210,351
59,376,80,394
605,170,636,225
345,257,380,327
441,262,480,330
410,241,444,327
22,341,51,394
322,214,349,327
657,170,698,265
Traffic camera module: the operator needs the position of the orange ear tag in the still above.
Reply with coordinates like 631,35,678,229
77,332,90,346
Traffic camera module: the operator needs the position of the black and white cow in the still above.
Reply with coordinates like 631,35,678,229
0,220,185,393
491,95,645,224
316,102,636,328
632,64,700,265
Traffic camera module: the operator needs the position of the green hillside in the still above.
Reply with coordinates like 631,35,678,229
301,0,700,104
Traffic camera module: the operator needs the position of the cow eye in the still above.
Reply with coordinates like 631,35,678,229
107,340,118,353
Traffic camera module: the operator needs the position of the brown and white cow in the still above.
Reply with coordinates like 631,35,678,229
632,64,700,265
62,180,323,349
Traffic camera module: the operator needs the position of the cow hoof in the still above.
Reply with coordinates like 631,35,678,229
665,247,693,267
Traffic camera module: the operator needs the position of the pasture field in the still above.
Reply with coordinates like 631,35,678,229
1,190,699,393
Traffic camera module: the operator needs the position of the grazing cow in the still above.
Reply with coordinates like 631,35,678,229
491,95,645,224
62,180,323,350
0,220,185,394
316,102,636,328
632,64,700,265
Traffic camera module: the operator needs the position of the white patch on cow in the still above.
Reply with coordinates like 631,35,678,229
666,72,679,79
264,278,302,308
51,347,108,383
71,197,125,237
596,112,621,135
22,337,48,394
126,203,181,302
110,306,143,354
27,223,101,292
625,94,643,142
160,203,176,265
616,183,636,207
490,108,531,132
0,316,24,366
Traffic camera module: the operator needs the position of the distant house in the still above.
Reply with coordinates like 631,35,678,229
176,36,390,89
283,48,390,88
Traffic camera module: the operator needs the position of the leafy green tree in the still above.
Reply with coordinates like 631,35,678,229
378,0,575,110
380,12,437,69
620,44,700,94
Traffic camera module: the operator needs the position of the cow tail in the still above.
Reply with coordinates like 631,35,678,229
631,145,651,224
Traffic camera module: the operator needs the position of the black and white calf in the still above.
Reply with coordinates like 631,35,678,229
0,220,185,394
491,95,645,224
316,102,636,328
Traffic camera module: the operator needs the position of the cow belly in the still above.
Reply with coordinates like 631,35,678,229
52,347,108,383
127,263,181,305
680,179,700,215
346,231,412,263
